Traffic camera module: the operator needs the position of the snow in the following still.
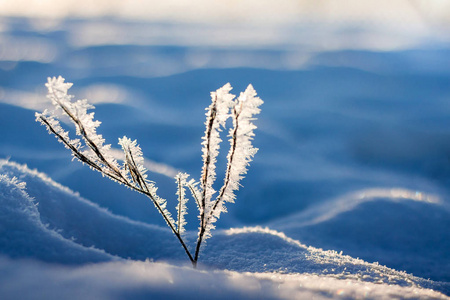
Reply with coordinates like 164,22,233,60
0,160,448,299
0,8,450,299
0,258,448,300
0,166,115,264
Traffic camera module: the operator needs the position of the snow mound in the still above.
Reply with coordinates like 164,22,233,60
0,257,448,300
270,188,450,282
0,170,113,264
205,227,449,294
0,159,184,262
0,159,449,298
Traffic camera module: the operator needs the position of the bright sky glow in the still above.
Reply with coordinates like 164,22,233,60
0,0,449,29
1,0,449,53
0,0,450,24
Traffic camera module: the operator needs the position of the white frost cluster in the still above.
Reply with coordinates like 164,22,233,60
199,83,263,243
36,76,262,267
200,83,235,212
36,76,120,179
118,137,148,186
211,85,262,220
119,136,175,228
175,172,189,234
37,77,175,228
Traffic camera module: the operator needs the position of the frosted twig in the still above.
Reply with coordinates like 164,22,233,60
193,84,262,264
36,76,262,267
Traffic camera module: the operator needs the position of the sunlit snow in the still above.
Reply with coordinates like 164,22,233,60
0,3,450,299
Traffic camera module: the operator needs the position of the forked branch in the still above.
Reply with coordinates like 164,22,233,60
36,76,262,267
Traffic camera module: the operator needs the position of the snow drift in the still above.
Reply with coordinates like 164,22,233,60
0,159,448,299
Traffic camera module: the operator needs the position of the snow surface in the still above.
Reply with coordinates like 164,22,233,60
0,13,450,299
0,160,448,299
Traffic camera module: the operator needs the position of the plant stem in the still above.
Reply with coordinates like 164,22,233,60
42,115,195,265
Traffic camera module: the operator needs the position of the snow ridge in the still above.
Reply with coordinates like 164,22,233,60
0,159,449,298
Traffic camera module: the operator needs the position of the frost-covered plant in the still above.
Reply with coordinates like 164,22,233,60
36,76,263,267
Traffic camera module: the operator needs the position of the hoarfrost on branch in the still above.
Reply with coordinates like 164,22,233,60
36,76,263,267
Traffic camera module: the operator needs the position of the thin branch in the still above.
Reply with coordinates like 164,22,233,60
200,97,217,209
42,109,195,265
127,179,195,264
177,176,183,234
39,116,99,172
195,96,218,263
186,181,201,211
194,105,239,263
52,92,123,179
210,105,240,216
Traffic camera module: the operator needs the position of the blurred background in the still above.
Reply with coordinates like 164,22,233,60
1,0,449,72
0,0,449,282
